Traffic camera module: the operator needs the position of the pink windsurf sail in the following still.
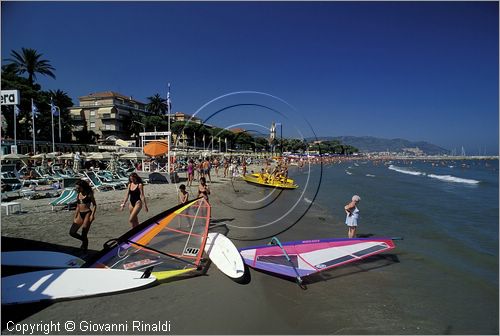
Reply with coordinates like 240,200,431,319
239,237,396,283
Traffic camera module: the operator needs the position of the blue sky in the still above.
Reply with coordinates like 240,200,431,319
2,1,498,154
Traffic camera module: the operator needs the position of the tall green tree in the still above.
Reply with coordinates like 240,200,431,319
5,48,56,87
146,94,167,115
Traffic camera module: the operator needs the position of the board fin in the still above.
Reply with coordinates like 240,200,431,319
141,266,154,278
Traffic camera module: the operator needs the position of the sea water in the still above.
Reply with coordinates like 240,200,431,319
293,160,499,280
225,159,498,333
292,159,498,333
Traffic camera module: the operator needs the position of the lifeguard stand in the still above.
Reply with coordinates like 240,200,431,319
139,131,172,175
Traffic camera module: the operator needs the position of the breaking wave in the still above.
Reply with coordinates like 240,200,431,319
388,165,425,176
388,165,480,185
427,174,480,184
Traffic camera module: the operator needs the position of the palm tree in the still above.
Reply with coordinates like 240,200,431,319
146,93,167,115
5,48,56,86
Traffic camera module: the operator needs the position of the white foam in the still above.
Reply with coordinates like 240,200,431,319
366,174,376,177
304,198,313,204
388,165,425,176
427,174,480,184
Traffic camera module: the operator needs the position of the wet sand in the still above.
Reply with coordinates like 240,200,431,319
1,169,498,334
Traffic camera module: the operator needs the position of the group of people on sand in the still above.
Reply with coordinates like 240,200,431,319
257,162,289,185
69,161,361,251
69,172,211,251
186,158,213,187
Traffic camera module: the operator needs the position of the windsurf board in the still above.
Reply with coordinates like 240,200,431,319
2,268,156,305
2,251,85,268
204,232,245,279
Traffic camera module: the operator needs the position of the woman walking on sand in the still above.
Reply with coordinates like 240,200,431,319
344,195,361,238
120,173,148,227
69,179,97,251
187,159,195,187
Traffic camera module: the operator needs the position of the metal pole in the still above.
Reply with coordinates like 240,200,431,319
13,106,17,146
51,104,55,153
280,123,283,156
57,107,61,142
167,83,171,177
31,99,36,154
142,126,145,149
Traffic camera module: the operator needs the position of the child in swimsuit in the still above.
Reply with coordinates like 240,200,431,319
197,177,210,202
178,184,189,204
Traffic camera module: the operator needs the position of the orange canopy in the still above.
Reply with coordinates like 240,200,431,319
144,140,169,157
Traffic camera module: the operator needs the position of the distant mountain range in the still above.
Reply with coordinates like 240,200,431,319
311,136,450,155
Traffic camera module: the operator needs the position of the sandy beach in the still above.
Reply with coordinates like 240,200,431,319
1,163,498,335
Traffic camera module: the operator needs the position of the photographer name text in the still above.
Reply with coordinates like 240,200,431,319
6,320,171,334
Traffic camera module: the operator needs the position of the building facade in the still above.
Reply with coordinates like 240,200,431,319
69,91,148,142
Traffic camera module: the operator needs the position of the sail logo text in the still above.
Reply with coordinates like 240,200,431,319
183,247,199,256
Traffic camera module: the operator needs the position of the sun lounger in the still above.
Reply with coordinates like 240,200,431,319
49,189,77,211
84,171,118,191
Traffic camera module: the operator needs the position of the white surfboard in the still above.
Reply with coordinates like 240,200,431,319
2,268,157,305
2,251,85,268
204,232,245,279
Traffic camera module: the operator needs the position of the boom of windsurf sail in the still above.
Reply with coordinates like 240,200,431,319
83,197,211,280
239,237,395,280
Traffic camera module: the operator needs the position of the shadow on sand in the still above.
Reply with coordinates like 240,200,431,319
246,253,400,290
1,236,101,330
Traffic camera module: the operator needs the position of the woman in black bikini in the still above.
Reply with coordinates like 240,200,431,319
120,172,148,227
70,179,96,251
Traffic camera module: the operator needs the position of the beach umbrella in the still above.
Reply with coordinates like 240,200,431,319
0,153,30,161
120,152,148,160
58,153,75,160
87,152,113,160
144,140,169,157
31,152,57,160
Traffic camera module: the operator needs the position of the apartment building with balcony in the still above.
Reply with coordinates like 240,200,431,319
69,91,148,141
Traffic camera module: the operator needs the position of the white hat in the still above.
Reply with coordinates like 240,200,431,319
352,195,361,202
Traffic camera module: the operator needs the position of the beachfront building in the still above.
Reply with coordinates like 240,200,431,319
69,91,148,142
172,112,202,124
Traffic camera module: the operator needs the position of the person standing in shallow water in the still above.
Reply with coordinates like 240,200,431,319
120,173,148,227
344,195,361,238
69,179,97,251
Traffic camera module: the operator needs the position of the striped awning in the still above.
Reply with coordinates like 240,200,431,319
98,107,116,114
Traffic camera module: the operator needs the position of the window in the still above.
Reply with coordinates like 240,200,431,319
90,122,95,129
90,110,96,116
105,124,112,130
